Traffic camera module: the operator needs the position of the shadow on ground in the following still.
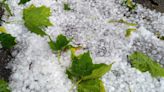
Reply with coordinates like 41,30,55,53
134,0,164,13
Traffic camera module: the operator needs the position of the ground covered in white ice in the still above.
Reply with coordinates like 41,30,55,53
1,0,164,92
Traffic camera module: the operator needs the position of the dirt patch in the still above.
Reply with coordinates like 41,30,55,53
0,49,12,82
134,0,164,13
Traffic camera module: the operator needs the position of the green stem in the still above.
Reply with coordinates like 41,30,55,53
47,35,61,63
69,79,82,92
57,51,61,63
108,19,137,26
48,35,52,41
70,48,75,60
5,20,22,24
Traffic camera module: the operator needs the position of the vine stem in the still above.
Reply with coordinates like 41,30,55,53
69,79,82,92
57,51,61,64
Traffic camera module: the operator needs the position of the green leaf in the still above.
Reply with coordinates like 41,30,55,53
64,3,71,11
54,34,70,51
66,51,112,92
0,33,16,49
48,34,70,52
18,0,30,4
0,80,10,92
71,52,93,77
67,51,113,80
78,79,105,92
128,52,164,77
48,35,73,62
99,80,105,92
125,28,136,37
66,69,74,80
124,0,136,11
23,5,52,36
82,63,113,80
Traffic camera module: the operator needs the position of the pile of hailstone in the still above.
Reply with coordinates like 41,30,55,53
1,0,164,92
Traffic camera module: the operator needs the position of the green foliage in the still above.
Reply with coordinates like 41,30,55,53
125,28,136,37
82,64,112,80
0,33,16,49
23,5,52,36
78,79,105,92
48,39,56,52
48,34,72,62
128,52,164,77
64,3,71,11
123,0,136,11
71,52,93,77
18,0,30,4
0,80,10,92
48,34,71,52
66,51,113,92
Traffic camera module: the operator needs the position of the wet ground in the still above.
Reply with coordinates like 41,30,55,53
134,0,164,12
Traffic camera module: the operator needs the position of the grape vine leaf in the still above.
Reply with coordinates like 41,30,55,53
67,51,113,80
128,51,164,77
48,34,71,52
23,5,52,36
71,51,93,77
66,51,113,92
82,63,113,80
78,79,105,92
